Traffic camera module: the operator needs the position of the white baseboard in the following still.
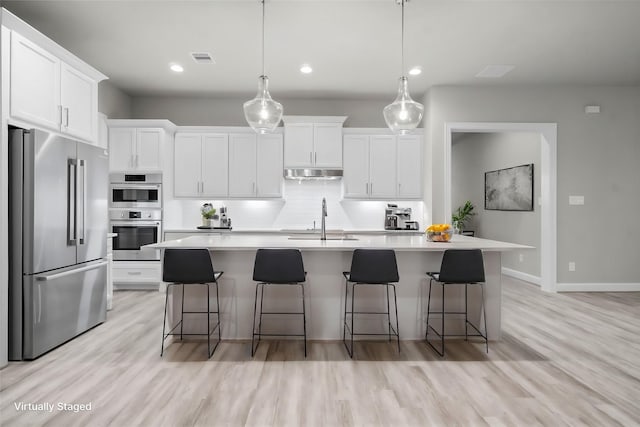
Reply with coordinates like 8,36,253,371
501,267,541,286
556,282,640,292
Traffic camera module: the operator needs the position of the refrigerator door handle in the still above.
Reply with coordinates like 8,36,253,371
67,159,77,245
37,284,42,324
78,159,86,244
35,261,108,281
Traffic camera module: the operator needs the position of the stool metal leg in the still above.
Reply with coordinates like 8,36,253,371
441,282,445,357
481,283,488,353
386,284,391,342
206,282,211,357
350,282,356,358
342,278,348,343
258,283,266,342
251,283,260,356
215,281,221,344
180,284,185,340
465,284,468,341
425,279,432,341
161,283,171,356
300,283,307,357
391,283,400,353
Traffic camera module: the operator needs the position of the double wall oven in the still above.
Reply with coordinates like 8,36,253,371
109,173,162,261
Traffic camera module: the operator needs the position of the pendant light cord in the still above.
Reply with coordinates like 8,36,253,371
262,0,266,77
401,0,405,77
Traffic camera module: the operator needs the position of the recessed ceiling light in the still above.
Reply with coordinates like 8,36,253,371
300,64,313,74
476,65,515,78
170,63,184,73
408,66,422,76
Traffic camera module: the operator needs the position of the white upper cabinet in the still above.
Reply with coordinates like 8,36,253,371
283,123,314,167
343,135,370,198
10,32,60,130
229,132,283,198
107,120,174,172
343,132,422,200
313,123,343,167
8,28,104,143
256,134,284,198
174,133,228,197
396,135,422,198
283,116,347,168
228,133,258,197
369,135,397,198
60,62,96,141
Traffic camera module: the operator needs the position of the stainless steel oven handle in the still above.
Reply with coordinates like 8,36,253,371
110,221,161,227
111,184,161,191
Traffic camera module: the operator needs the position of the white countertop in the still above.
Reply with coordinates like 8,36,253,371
149,233,531,252
107,233,117,238
163,228,424,235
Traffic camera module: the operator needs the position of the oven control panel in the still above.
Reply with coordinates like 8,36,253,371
109,209,162,221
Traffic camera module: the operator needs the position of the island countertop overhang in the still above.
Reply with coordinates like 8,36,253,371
148,234,533,252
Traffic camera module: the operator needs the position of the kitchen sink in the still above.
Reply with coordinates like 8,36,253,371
287,234,358,241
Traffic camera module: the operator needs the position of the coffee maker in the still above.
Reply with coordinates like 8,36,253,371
219,206,231,229
385,204,415,230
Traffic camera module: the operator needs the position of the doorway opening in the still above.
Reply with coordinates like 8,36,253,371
444,122,557,292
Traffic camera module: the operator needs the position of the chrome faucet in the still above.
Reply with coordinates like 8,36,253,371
321,197,327,240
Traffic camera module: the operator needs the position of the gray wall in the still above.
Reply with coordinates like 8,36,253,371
98,80,133,119
452,132,541,277
131,96,390,127
424,85,640,284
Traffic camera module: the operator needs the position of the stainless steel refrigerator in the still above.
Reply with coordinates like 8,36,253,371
9,127,109,360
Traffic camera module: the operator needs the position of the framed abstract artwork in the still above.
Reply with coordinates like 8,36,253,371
485,164,534,211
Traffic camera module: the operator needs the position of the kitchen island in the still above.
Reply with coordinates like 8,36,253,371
149,234,531,341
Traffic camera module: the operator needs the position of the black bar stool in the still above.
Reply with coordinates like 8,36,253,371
342,249,400,358
426,249,488,357
161,249,223,358
251,249,307,357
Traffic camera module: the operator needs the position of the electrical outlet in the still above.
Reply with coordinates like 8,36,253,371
568,262,576,272
519,254,524,263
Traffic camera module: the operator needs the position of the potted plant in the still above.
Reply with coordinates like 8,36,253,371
452,201,475,234
200,203,218,227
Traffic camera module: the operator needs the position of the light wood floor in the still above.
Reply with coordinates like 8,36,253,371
1,276,640,426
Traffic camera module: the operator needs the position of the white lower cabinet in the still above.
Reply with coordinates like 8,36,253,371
343,133,422,200
112,261,161,290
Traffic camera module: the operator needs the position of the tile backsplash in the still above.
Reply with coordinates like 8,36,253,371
164,180,425,231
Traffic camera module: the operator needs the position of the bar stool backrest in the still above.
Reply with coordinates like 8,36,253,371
438,249,485,283
349,249,399,284
253,249,305,283
163,248,216,283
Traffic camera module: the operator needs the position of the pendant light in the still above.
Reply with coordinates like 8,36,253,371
243,0,283,134
383,0,424,134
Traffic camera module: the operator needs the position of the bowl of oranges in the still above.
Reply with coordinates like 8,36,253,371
426,224,452,242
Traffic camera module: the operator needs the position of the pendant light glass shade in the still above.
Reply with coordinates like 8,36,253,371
384,0,423,134
243,75,283,134
383,76,424,135
244,0,283,133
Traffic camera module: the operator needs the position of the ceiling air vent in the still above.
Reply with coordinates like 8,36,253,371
191,52,215,64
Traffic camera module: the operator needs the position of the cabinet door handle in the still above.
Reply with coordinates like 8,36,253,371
64,107,69,127
252,182,256,195
315,152,317,164
370,182,373,195
58,105,63,125
398,183,401,194
127,271,142,276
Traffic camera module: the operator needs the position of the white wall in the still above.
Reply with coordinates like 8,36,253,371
425,85,640,284
98,80,132,119
452,132,541,277
132,96,389,128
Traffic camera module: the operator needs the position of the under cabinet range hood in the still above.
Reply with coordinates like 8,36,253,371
284,168,343,180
